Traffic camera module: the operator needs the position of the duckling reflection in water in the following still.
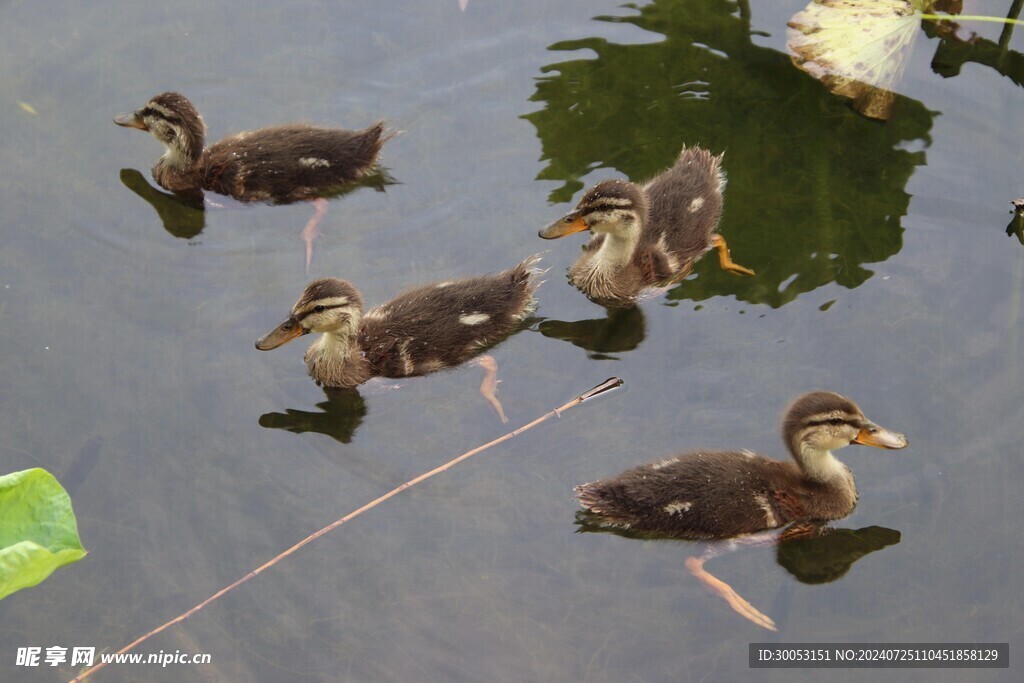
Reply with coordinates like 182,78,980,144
256,256,542,422
539,145,754,307
118,168,206,240
259,388,367,444
575,391,908,630
119,166,395,242
115,92,394,270
774,525,901,585
1008,199,1024,245
538,306,646,360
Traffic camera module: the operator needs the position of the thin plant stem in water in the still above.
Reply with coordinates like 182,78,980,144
67,377,624,683
998,0,1024,56
921,14,1024,26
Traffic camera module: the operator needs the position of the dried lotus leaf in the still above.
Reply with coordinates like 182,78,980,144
787,0,935,119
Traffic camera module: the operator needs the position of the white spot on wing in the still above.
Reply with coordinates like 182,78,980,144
459,312,490,326
688,196,705,212
418,358,443,373
649,456,680,470
398,339,413,375
655,234,681,273
299,157,331,168
753,493,778,527
663,501,692,515
597,519,631,530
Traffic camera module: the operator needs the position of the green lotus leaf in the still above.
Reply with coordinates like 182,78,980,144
0,468,86,601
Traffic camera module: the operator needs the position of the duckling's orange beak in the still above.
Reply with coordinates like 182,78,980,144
114,110,148,131
256,317,307,351
539,212,588,239
852,423,908,449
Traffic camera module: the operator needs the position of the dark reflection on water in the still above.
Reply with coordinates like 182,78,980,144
258,387,367,444
538,305,646,358
1007,208,1024,245
927,5,1024,86
774,525,901,584
577,512,901,585
119,168,206,239
119,166,397,240
59,435,103,498
525,0,934,307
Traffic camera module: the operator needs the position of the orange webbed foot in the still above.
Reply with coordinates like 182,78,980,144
713,234,755,276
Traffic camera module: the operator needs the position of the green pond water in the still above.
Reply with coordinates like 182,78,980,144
1,1,1022,681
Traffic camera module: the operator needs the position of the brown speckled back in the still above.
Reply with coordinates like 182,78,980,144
576,449,857,539
358,258,539,378
640,146,725,265
201,122,389,203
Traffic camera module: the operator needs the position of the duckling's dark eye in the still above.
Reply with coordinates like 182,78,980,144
828,418,847,426
313,305,326,313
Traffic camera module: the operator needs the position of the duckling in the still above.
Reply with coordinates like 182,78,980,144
255,257,541,413
115,92,390,202
576,391,907,631
115,92,393,270
538,145,754,306
575,391,908,539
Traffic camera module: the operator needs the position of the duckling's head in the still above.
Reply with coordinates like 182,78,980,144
539,180,648,240
783,391,908,480
255,278,364,351
114,92,206,168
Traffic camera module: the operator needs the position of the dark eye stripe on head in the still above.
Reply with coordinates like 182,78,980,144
804,417,859,428
294,303,348,322
582,202,632,215
141,106,181,124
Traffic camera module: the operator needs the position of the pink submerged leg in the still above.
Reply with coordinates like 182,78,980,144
474,355,508,423
301,198,330,274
